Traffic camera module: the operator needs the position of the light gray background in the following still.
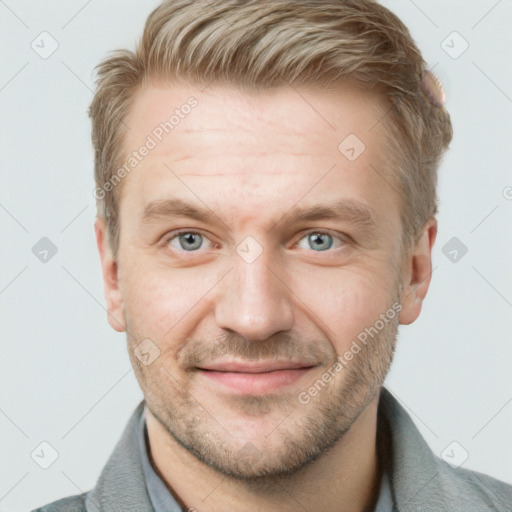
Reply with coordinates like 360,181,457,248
1,1,511,510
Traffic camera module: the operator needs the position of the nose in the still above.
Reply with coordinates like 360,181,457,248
214,249,294,342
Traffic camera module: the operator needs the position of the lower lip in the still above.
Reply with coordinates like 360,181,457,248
198,368,314,394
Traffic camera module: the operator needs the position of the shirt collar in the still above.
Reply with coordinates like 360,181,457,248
137,407,183,512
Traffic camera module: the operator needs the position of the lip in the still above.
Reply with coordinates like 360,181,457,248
197,360,315,373
197,360,317,394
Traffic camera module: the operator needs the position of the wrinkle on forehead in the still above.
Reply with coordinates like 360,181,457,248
122,82,386,157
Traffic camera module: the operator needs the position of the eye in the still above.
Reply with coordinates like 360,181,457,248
296,231,345,252
165,231,214,252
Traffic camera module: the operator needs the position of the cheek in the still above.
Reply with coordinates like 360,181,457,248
120,260,221,338
293,266,394,350
121,266,186,336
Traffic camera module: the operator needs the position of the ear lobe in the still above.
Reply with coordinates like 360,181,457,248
398,218,437,326
94,217,126,332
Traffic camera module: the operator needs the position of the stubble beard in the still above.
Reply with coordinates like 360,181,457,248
128,294,401,488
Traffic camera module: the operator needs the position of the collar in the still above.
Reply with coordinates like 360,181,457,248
137,409,183,511
85,387,512,511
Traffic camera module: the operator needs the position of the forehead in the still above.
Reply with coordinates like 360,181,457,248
123,80,387,156
118,81,398,232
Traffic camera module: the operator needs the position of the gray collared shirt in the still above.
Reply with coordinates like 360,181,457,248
137,405,395,511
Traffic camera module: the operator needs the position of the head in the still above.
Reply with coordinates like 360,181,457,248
91,0,452,482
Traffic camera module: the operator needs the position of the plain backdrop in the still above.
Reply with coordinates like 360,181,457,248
1,1,511,510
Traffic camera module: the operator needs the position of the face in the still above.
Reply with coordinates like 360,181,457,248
96,80,434,482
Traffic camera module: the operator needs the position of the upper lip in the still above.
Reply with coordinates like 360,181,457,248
197,360,316,373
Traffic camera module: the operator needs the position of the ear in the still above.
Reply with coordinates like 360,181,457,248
94,217,126,332
399,217,437,325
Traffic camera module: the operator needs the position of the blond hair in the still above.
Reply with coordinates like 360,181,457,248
89,0,452,259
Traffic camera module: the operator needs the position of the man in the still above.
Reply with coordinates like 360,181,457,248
34,0,512,511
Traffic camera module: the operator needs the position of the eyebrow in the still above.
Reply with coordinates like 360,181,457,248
141,197,379,234
276,200,378,233
142,198,222,225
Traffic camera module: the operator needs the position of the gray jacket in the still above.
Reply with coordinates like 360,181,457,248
33,388,512,511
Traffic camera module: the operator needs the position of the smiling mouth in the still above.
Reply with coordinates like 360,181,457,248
196,361,317,394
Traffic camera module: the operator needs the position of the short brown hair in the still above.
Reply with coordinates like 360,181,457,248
89,0,452,260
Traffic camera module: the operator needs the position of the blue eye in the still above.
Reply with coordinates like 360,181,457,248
168,232,211,251
297,231,343,251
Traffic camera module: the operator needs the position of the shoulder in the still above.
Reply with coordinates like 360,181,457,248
31,492,87,512
437,463,512,509
377,388,512,509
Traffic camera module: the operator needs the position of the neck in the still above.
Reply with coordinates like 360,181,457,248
145,395,381,512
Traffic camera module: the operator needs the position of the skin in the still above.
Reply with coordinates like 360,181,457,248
95,81,436,512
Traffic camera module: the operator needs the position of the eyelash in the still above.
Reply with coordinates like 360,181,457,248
163,230,217,252
294,229,348,251
162,229,348,253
